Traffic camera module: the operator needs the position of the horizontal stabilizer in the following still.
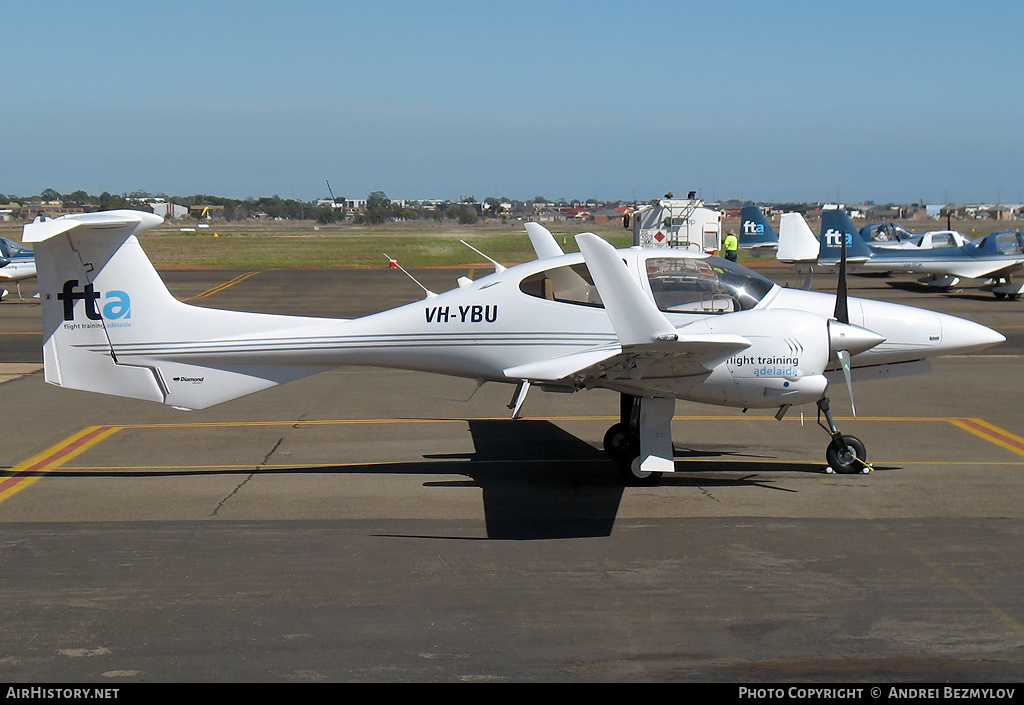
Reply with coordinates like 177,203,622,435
23,209,165,243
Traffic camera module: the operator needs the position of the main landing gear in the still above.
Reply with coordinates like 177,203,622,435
603,394,675,486
601,394,871,484
816,396,870,474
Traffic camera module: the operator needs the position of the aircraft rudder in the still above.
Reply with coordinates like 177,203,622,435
819,209,872,262
739,205,778,248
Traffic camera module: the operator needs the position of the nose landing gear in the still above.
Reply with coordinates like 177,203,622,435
817,396,871,474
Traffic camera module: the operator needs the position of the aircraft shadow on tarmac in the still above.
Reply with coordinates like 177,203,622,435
8,419,862,541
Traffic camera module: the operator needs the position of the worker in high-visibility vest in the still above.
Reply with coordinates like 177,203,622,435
723,231,738,262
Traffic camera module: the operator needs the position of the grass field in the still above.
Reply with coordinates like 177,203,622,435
2,216,1022,269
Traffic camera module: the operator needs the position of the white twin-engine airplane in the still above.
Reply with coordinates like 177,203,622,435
26,210,1004,485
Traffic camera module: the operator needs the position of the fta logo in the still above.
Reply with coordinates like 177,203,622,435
57,280,131,321
742,220,764,236
823,228,853,248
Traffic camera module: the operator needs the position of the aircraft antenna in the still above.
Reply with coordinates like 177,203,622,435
383,253,437,299
459,240,505,273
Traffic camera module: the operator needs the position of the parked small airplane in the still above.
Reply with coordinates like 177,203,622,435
0,235,37,300
819,209,1024,297
25,210,1004,485
860,222,973,251
776,211,974,264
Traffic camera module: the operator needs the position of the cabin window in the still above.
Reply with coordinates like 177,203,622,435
519,263,603,307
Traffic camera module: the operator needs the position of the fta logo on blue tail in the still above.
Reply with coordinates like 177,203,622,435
742,220,764,236
58,280,131,322
823,228,854,247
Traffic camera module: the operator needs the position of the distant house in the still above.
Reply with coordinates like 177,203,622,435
590,206,629,223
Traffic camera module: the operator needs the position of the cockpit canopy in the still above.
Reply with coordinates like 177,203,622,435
520,252,775,314
972,230,1024,256
0,238,30,259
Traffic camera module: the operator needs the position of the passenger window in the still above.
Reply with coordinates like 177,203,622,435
519,263,603,307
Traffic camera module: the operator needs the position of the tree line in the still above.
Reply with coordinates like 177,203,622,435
2,188,491,225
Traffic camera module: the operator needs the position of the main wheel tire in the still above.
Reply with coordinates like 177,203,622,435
603,422,639,462
618,456,663,486
826,435,867,474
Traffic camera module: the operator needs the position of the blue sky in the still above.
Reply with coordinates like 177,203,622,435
4,0,1022,205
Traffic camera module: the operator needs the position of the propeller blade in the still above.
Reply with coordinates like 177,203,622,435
834,233,849,324
837,349,855,416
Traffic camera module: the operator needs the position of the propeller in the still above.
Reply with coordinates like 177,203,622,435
827,228,883,415
834,234,848,324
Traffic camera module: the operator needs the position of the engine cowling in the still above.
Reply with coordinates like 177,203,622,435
677,309,874,408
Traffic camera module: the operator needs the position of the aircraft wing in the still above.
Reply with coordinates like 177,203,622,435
504,233,750,385
504,334,750,383
938,259,1024,280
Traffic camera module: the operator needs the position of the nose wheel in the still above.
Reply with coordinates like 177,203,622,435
817,397,871,474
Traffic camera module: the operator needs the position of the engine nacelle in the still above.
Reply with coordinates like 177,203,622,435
676,308,834,408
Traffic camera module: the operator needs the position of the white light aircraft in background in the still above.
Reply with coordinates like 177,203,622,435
0,235,37,300
860,222,973,250
25,210,1004,485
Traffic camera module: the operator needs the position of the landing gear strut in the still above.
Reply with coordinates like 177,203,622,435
817,396,869,474
603,394,675,485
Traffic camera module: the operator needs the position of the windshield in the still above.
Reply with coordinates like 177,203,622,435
518,253,775,314
0,238,29,258
645,255,774,313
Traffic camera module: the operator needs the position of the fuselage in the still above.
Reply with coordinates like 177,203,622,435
262,248,1002,390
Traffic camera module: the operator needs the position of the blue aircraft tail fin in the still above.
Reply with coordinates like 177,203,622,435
739,206,778,249
819,209,872,264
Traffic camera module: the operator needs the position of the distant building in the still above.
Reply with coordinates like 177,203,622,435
150,201,189,219
19,205,90,220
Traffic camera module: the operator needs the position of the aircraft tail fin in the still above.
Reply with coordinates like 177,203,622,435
819,209,873,265
739,206,778,250
29,210,331,410
777,212,820,264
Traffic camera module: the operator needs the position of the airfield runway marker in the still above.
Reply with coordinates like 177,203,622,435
949,418,1024,457
181,270,266,300
0,425,121,501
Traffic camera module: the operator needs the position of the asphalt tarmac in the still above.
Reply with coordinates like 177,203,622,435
1,265,1023,683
